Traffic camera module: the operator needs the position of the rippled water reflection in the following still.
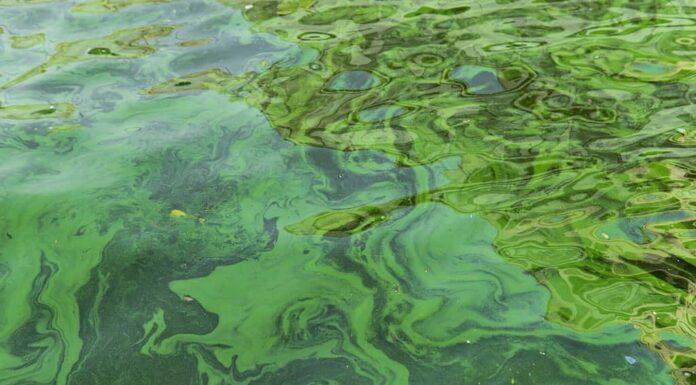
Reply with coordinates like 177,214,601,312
0,1,694,384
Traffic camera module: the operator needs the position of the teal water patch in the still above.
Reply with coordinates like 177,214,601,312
326,70,383,91
450,65,505,94
357,104,408,122
660,331,694,350
597,211,692,244
630,61,675,75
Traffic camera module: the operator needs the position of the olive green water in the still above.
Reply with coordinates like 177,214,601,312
0,1,695,384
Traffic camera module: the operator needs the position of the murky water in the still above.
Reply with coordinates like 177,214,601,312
0,1,695,384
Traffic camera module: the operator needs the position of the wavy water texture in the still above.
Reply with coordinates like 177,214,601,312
0,0,694,385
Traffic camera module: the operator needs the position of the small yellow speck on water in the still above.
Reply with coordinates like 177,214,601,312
170,209,187,218
601,232,609,239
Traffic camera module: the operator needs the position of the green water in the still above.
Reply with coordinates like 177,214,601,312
0,1,695,384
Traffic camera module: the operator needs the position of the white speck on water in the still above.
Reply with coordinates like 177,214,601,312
245,4,253,10
624,355,637,365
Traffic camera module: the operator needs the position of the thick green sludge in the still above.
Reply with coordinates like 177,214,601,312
0,0,694,384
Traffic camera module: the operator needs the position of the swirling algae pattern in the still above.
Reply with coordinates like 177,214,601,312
0,0,694,384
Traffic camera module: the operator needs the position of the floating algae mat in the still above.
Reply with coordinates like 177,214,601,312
0,0,695,384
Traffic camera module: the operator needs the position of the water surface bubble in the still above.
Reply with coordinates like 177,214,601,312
298,31,336,41
410,52,444,67
484,41,546,52
675,37,695,46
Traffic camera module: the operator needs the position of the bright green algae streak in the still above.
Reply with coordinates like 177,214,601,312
0,1,694,385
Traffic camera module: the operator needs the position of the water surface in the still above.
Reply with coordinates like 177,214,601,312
0,1,695,384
